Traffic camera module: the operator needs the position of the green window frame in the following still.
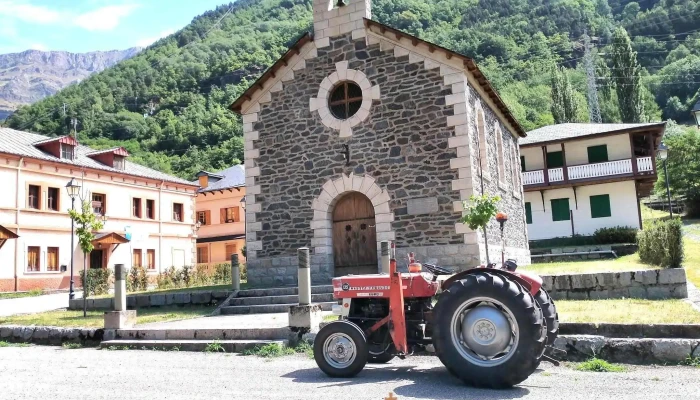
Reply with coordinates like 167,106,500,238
550,198,570,221
587,145,609,164
546,151,564,168
520,156,526,172
525,202,532,224
590,194,612,218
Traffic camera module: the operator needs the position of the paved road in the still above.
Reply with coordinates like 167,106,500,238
1,346,699,400
0,292,81,317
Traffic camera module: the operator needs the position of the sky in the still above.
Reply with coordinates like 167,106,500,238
0,0,230,54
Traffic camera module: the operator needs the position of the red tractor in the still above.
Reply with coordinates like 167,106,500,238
313,255,559,388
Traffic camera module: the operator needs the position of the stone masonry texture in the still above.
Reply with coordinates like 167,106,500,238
248,33,529,286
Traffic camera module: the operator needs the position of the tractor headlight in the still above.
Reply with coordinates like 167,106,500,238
331,304,342,315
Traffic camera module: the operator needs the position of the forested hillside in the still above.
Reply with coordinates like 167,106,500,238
5,0,700,179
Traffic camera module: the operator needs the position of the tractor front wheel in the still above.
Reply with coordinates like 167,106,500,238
314,321,368,378
432,271,545,388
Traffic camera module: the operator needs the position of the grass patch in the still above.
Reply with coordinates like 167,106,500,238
0,305,216,328
61,342,83,349
0,341,30,347
641,205,668,223
522,253,658,276
323,315,339,322
242,342,314,358
557,299,700,324
680,357,700,368
0,288,44,300
204,341,226,353
683,236,700,288
575,358,626,372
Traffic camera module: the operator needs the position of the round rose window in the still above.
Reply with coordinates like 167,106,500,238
328,81,363,120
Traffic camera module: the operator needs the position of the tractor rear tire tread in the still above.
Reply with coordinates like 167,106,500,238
535,288,559,346
433,270,544,389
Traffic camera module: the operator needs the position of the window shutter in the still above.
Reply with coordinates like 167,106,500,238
520,156,526,172
587,145,609,163
551,198,570,222
546,151,564,168
205,210,211,225
590,194,612,218
220,208,226,224
525,202,532,224
233,207,240,222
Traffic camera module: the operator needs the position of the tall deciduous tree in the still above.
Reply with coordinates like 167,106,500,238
550,66,579,123
654,122,700,217
611,27,645,123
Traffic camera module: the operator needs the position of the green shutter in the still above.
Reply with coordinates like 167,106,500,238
546,151,564,168
520,156,526,172
587,145,609,163
525,202,532,224
590,194,612,218
550,198,571,221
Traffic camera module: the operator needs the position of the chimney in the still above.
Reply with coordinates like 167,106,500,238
313,0,371,46
198,175,209,188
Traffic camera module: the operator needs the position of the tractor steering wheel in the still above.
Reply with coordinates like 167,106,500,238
423,263,453,276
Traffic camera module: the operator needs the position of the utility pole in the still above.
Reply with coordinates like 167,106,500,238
583,32,602,123
71,118,78,140
62,103,67,117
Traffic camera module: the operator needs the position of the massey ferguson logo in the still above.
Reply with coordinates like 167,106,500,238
343,285,390,291
342,283,350,291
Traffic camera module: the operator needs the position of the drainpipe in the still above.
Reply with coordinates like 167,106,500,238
158,180,164,273
14,158,23,292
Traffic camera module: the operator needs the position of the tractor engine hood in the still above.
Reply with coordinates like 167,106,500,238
332,273,439,300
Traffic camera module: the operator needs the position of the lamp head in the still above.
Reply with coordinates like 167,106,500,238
658,142,668,161
65,178,81,199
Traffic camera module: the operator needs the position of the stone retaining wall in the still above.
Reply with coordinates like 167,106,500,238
559,323,700,339
0,325,103,346
68,290,232,311
541,268,687,300
555,335,700,364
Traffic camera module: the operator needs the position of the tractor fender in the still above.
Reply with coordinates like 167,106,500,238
441,268,542,296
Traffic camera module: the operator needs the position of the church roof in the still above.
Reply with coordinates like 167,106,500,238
229,19,526,137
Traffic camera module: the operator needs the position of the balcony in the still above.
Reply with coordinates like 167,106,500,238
522,156,654,187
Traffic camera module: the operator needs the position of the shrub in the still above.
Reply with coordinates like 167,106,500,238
81,268,111,297
128,265,148,292
239,263,247,282
214,263,231,284
593,226,637,244
637,218,684,268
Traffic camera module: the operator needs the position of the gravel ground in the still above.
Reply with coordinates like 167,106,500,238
1,346,700,400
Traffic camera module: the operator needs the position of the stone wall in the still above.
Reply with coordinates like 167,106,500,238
68,289,232,311
0,325,103,346
541,268,687,300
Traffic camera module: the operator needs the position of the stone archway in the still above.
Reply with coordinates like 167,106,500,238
311,173,395,276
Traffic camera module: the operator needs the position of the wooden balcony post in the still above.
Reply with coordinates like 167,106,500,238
649,133,657,174
541,146,549,185
561,142,569,182
629,133,638,175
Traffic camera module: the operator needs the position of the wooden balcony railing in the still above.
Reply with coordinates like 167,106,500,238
522,156,655,186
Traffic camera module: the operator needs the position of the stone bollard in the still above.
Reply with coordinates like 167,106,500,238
288,247,322,337
231,254,241,291
104,264,136,330
381,241,390,274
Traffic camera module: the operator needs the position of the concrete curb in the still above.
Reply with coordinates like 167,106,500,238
559,323,700,339
0,325,103,346
555,335,700,364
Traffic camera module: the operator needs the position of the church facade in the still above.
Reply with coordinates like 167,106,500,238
230,0,531,287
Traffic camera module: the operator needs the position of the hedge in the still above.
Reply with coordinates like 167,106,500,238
637,218,684,268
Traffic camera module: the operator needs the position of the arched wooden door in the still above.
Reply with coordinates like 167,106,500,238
332,192,378,276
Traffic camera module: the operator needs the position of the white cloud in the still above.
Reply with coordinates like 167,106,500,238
136,29,175,48
28,43,48,51
0,1,62,24
73,4,140,32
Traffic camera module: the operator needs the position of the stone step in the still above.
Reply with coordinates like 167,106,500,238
219,301,336,315
236,285,333,298
100,339,286,352
114,327,292,341
229,293,335,306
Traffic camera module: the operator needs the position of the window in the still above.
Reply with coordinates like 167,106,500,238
196,247,209,264
520,156,526,172
590,194,612,218
47,247,59,272
27,246,40,272
225,244,237,260
587,145,609,164
27,185,40,209
328,81,363,120
60,144,74,160
146,249,156,270
476,109,488,173
173,203,183,222
197,211,207,225
146,199,155,219
92,193,106,215
113,156,126,170
132,198,142,218
132,249,142,267
546,151,564,168
525,202,532,224
221,207,240,223
551,198,571,222
47,187,59,211
495,127,506,183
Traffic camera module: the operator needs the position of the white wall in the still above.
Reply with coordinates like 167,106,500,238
520,147,543,171
520,133,632,171
524,180,640,240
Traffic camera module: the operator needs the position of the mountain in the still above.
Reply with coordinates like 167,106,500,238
0,48,141,119
5,0,700,179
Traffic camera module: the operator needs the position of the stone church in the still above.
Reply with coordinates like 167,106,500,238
230,0,531,287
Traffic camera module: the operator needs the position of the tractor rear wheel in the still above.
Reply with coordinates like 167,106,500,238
534,288,559,346
314,321,368,378
432,271,545,388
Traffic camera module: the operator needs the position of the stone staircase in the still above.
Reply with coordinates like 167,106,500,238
219,285,337,315
100,327,291,352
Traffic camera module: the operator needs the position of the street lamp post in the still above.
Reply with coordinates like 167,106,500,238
240,196,246,257
692,100,700,129
65,178,81,300
658,142,672,218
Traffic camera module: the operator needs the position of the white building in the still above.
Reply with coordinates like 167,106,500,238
0,128,199,292
520,123,666,241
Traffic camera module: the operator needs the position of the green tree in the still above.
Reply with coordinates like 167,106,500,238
69,199,104,316
611,27,645,123
654,122,700,217
460,194,501,265
550,66,579,124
